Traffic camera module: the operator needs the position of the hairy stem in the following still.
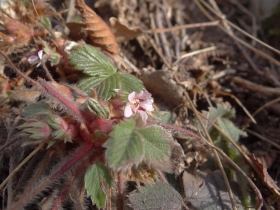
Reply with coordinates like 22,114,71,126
10,141,101,210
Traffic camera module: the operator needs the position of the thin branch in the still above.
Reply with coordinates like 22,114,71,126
0,143,44,191
252,97,280,117
213,90,256,123
144,20,220,33
246,129,280,151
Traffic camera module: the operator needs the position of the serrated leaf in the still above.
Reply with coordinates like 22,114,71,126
183,170,244,210
22,101,51,118
149,111,173,124
69,44,117,76
105,120,172,171
136,126,172,169
82,98,110,119
217,118,244,142
104,119,144,170
69,44,144,100
117,71,144,94
200,103,244,142
128,181,182,210
77,70,144,101
85,163,112,208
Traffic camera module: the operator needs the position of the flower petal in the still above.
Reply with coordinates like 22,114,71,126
124,104,133,118
38,50,43,60
137,110,148,121
137,90,152,100
128,91,137,102
28,55,39,64
140,99,154,111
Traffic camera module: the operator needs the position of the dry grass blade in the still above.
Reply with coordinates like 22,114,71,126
196,112,269,208
75,0,119,55
0,143,44,191
184,91,237,210
195,0,280,68
199,136,263,210
213,90,256,123
246,129,280,151
252,97,280,117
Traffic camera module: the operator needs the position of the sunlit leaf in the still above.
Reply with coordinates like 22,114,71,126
128,181,182,210
69,44,144,100
69,44,117,76
85,163,112,208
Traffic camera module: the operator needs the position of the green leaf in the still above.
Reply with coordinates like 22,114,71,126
136,126,172,168
69,44,117,77
22,101,51,118
85,164,112,208
105,120,172,171
69,44,144,100
116,71,144,95
128,181,183,210
217,118,243,142
104,119,144,170
200,103,245,142
81,98,110,119
40,17,52,30
149,111,173,124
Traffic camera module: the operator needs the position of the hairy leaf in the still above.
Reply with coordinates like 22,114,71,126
104,119,144,170
136,125,172,171
105,120,172,171
22,101,51,118
183,170,244,210
128,181,182,210
200,103,245,142
69,44,117,77
149,111,173,124
81,98,110,119
69,44,143,100
85,163,112,208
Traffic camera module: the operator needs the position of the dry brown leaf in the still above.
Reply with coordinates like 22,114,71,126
141,68,184,107
109,17,143,42
75,0,119,55
248,153,280,191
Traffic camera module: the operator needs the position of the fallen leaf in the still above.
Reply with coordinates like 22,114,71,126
128,181,183,210
110,17,143,42
75,0,119,54
248,153,280,191
183,170,244,210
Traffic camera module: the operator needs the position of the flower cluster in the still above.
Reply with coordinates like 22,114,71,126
124,90,154,121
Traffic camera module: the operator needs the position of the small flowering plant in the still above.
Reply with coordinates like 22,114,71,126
8,43,185,209
124,90,154,121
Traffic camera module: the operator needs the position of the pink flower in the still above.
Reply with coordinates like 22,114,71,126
124,90,154,121
28,50,43,66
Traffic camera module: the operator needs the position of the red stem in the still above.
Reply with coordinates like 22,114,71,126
158,122,210,148
53,185,70,210
11,141,100,210
38,79,91,126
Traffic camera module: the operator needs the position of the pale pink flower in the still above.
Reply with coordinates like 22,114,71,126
124,90,154,121
28,50,43,66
